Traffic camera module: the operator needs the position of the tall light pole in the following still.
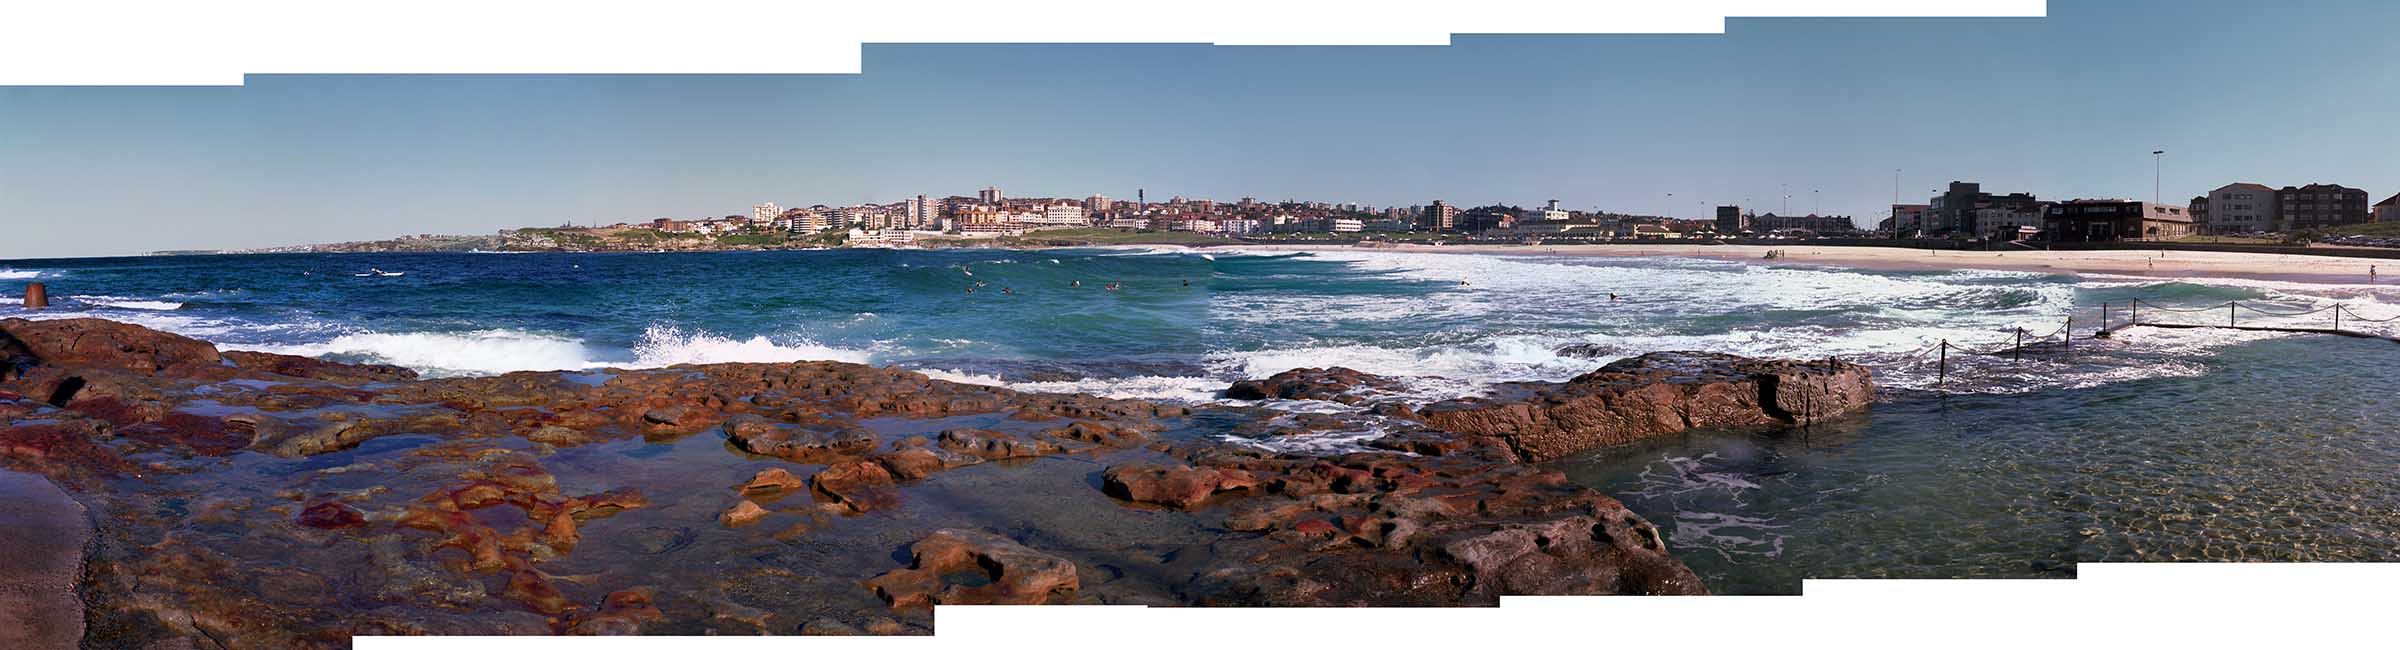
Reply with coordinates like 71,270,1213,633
2153,150,2165,204
1813,189,1821,215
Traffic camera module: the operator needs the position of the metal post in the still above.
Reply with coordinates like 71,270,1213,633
1938,341,1948,387
2335,305,2342,332
2065,317,2073,357
2014,329,2024,361
2229,302,2237,328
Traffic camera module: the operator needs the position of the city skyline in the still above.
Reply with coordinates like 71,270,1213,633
5,0,2400,259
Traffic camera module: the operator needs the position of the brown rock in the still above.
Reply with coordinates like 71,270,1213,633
295,501,366,529
1100,463,1251,509
1414,352,1873,462
719,500,769,528
0,317,222,376
812,460,899,513
867,529,1079,608
1225,366,1399,405
723,414,877,462
738,467,808,494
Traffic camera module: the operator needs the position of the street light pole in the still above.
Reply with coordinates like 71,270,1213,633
2152,150,2165,204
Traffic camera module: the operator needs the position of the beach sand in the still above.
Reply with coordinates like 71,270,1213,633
1224,243,2395,284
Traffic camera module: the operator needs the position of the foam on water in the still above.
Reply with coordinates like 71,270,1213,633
0,269,46,279
70,295,185,311
627,324,874,368
236,330,600,377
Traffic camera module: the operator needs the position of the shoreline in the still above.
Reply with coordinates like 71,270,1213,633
1216,243,2394,285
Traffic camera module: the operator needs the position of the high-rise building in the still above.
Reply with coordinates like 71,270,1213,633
904,194,940,229
1421,200,1458,232
978,187,1002,204
1085,194,1112,214
2274,183,2370,231
751,202,780,223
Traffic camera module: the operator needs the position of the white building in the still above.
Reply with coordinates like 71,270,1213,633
1542,199,1570,221
1028,203,1089,227
2203,182,2275,234
752,202,780,223
1974,206,2045,240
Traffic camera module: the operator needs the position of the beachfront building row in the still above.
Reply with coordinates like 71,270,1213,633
2186,182,2373,234
2042,200,2195,243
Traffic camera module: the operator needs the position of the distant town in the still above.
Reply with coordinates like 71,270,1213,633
199,180,2400,255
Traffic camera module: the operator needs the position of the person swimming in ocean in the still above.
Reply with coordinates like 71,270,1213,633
1001,287,1014,295
1609,293,1619,301
1182,280,1189,287
1072,279,1082,287
965,286,975,294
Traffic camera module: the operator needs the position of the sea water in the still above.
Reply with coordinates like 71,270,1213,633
7,247,2398,592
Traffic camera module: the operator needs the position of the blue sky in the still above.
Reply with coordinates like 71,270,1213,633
4,0,2397,259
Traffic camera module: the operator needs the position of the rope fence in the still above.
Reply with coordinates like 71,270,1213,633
1837,297,2399,391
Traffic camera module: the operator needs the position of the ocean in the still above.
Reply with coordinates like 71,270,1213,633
6,247,2399,593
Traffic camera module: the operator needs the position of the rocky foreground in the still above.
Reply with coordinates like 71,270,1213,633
0,318,1872,646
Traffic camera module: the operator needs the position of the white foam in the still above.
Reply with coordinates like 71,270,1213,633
917,367,1227,403
235,330,600,377
0,269,44,280
70,295,184,311
628,324,873,367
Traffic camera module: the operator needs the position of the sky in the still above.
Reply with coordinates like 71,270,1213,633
3,0,2397,259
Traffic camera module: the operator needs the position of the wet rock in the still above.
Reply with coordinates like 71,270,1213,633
525,425,589,446
862,616,906,635
0,317,222,376
723,414,877,462
812,460,899,513
799,618,859,636
1225,367,1400,405
295,501,366,529
867,529,1080,608
869,446,983,480
720,500,769,528
936,428,1061,459
738,467,808,495
1414,352,1873,462
223,350,418,384
1551,343,1621,359
1100,463,1256,509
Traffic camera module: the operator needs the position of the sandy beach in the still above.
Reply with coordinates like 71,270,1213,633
1223,243,2396,284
